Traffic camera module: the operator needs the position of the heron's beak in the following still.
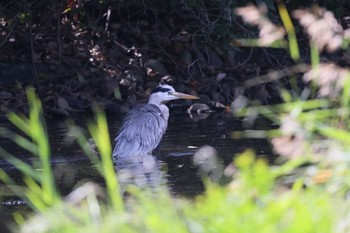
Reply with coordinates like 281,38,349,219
171,92,199,100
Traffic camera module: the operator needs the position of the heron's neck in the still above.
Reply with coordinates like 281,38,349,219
148,95,163,106
148,98,169,122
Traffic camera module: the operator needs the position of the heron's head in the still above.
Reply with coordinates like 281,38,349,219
149,84,199,104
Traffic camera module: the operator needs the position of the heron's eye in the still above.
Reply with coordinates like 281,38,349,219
168,91,173,95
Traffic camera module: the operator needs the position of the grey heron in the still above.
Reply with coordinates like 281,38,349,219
113,84,199,159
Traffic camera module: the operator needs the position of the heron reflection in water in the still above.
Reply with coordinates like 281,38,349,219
113,84,199,159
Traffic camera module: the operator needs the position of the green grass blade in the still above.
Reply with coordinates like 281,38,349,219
0,147,39,181
0,127,38,155
67,124,103,174
23,176,48,212
310,42,320,68
26,88,58,206
7,113,31,137
277,1,300,61
231,38,288,48
87,110,124,212
0,169,25,195
316,124,350,144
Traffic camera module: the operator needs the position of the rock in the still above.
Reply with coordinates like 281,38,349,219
193,145,223,182
187,103,212,121
209,101,226,109
216,73,226,82
144,59,169,77
57,96,70,111
187,103,211,114
160,75,173,83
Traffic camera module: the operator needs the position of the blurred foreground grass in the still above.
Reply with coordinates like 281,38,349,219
0,88,350,233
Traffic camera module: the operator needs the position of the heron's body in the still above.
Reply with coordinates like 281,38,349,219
113,84,198,159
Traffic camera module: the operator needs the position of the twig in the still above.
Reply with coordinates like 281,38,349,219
27,3,40,91
113,40,128,51
56,0,62,74
105,5,111,32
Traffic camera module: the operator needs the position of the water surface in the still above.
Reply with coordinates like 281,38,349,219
0,111,275,206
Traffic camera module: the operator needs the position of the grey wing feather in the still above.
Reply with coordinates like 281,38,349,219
113,104,167,158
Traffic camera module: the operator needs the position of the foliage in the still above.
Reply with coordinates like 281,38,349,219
0,89,348,232
0,0,349,116
234,3,350,162
0,88,59,212
229,3,350,232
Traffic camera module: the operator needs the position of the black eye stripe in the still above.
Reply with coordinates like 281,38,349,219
152,87,171,94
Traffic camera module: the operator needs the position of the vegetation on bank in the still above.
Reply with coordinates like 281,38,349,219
0,1,350,233
0,0,349,116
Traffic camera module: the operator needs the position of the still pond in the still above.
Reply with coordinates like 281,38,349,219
0,110,275,207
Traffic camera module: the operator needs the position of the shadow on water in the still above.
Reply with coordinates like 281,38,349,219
0,111,276,208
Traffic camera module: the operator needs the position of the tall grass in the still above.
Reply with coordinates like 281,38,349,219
0,88,348,232
67,109,123,211
277,1,300,61
0,87,59,212
234,4,350,161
